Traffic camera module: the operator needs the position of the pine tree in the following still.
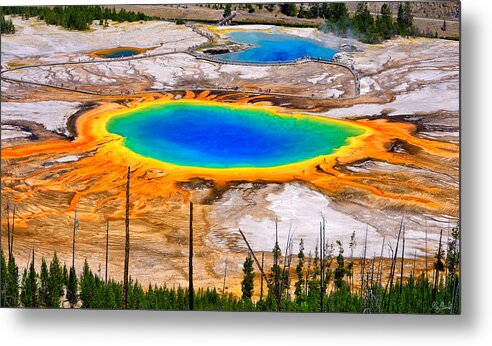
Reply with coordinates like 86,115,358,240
353,2,375,39
328,2,349,27
130,280,146,309
223,4,232,18
306,3,320,19
280,3,298,17
0,14,15,34
48,252,64,308
397,2,414,36
377,4,394,39
1,251,8,307
20,268,29,307
269,229,282,310
308,244,320,294
241,252,255,301
39,258,50,307
7,255,19,307
80,259,94,308
67,266,78,308
446,225,460,279
334,240,349,290
294,239,305,299
20,252,38,307
62,262,68,287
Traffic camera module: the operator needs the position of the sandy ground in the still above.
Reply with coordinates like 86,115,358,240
1,18,459,293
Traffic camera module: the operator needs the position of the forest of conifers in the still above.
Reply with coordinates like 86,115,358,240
1,6,150,31
0,206,460,313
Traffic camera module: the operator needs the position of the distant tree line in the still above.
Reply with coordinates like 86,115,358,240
1,6,150,31
0,14,15,34
279,2,416,43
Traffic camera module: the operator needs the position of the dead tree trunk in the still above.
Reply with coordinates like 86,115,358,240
31,247,36,307
432,229,444,305
260,252,265,301
6,204,10,259
361,225,368,296
238,229,274,302
377,237,385,288
105,220,109,285
122,166,130,309
221,256,228,300
72,208,77,269
280,229,294,301
10,206,15,259
399,226,406,294
69,209,78,309
188,200,194,311
385,218,403,310
274,220,282,311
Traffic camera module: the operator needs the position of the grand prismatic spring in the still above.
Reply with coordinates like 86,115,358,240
106,101,365,168
0,3,460,313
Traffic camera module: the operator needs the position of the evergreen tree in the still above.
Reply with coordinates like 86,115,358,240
241,252,255,301
353,2,374,36
20,254,38,307
269,234,283,308
1,251,8,307
47,252,64,308
397,2,414,36
6,255,19,307
39,258,50,307
67,266,78,308
309,244,320,292
323,3,350,35
446,225,460,279
62,262,68,287
297,4,306,18
294,239,305,299
79,259,94,308
305,4,320,19
223,4,232,18
20,268,29,307
334,240,350,290
280,3,298,17
0,14,15,34
377,4,394,40
129,280,146,309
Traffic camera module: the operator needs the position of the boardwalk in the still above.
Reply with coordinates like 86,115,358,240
217,10,237,26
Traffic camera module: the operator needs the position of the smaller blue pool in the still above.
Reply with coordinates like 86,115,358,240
103,50,139,58
94,47,143,59
218,30,338,64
